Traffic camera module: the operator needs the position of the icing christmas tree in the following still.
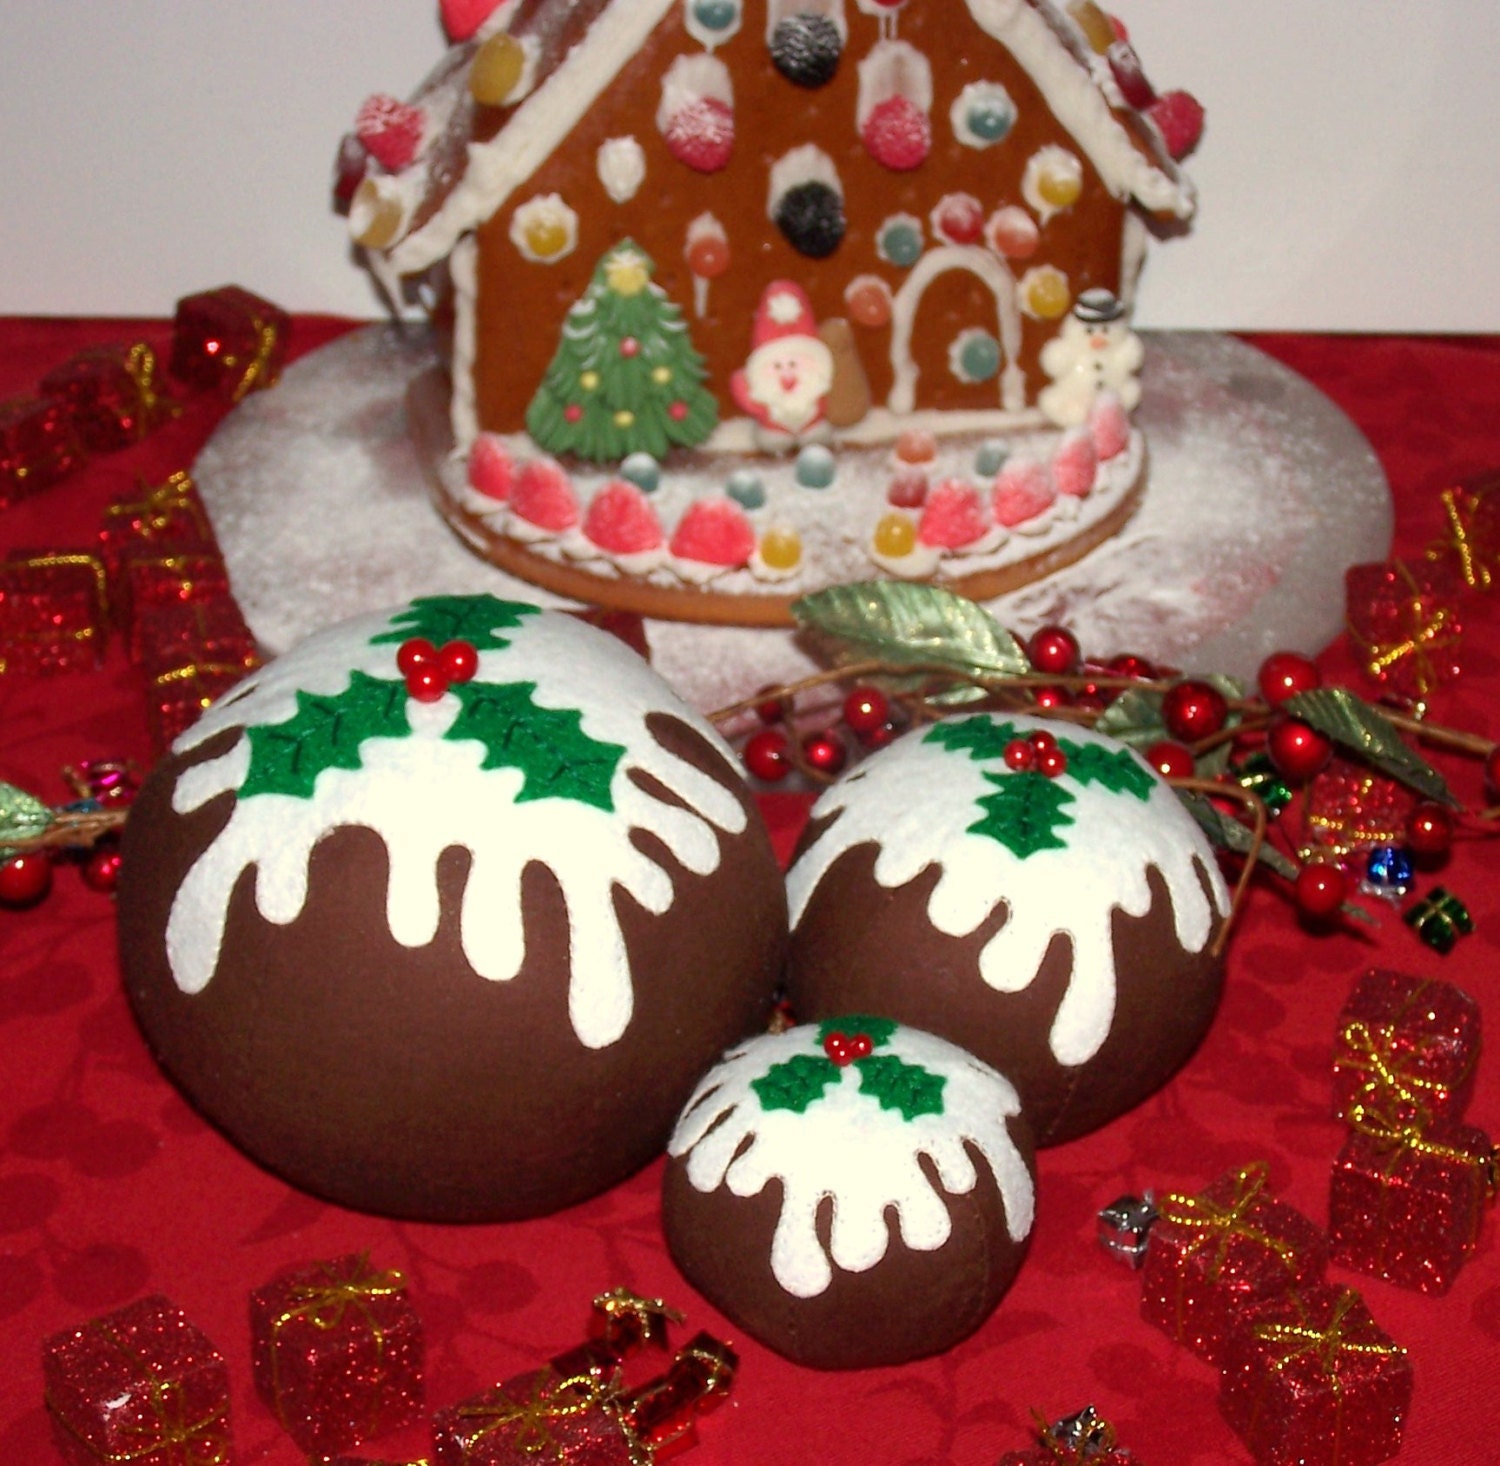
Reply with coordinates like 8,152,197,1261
164,596,748,1049
670,1017,1034,1299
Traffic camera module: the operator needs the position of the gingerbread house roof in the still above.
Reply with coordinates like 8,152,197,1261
353,0,1196,279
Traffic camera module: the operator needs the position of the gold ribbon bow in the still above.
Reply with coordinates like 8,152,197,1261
119,341,178,432
458,1371,613,1458
1255,1290,1406,1397
1349,1106,1499,1200
593,1287,684,1354
1427,483,1497,592
103,470,209,541
1158,1162,1299,1282
1338,1016,1469,1119
229,317,285,402
1346,559,1461,703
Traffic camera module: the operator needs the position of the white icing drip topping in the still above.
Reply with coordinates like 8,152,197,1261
163,603,749,1050
597,136,647,203
786,713,1230,1067
668,1023,1034,1298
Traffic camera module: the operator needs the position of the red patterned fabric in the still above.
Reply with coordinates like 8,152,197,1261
1,322,1498,1464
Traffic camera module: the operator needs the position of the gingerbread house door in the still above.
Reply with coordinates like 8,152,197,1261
886,244,1025,417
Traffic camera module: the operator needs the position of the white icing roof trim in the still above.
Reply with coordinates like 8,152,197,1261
384,0,1192,277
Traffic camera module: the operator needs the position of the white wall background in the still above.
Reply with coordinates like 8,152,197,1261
3,2,1497,329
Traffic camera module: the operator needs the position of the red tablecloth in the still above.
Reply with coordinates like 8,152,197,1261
2,320,1497,1464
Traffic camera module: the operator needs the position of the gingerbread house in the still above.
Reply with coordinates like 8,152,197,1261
345,0,1199,458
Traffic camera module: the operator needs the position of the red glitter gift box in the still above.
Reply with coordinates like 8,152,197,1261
1328,1111,1496,1295
40,341,175,453
1140,1162,1328,1365
249,1251,424,1456
147,659,258,751
0,552,108,676
99,472,216,580
1345,558,1464,705
42,1293,232,1466
133,597,260,673
1331,968,1481,1126
1219,1285,1411,1466
171,284,290,400
0,394,85,506
117,550,234,657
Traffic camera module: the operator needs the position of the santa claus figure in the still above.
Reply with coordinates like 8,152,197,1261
1038,289,1144,428
731,282,834,447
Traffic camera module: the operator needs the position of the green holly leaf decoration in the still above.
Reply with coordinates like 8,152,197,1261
446,680,624,812
791,583,1029,680
752,1054,839,1114
1056,738,1154,800
1283,687,1458,808
816,1015,898,1050
923,715,1022,761
970,771,1075,858
0,781,52,859
240,671,412,800
371,595,540,653
853,1053,947,1120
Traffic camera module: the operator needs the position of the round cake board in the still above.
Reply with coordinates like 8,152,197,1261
195,326,1391,713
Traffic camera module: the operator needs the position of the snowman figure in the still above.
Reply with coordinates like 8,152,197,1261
731,282,834,449
1038,289,1144,428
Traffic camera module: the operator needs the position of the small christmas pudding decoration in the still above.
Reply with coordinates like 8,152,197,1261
662,1016,1036,1370
784,712,1231,1144
117,595,786,1221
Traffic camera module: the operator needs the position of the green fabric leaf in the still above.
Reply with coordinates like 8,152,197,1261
752,1054,839,1114
1282,687,1457,807
816,1015,898,1050
240,672,412,801
1092,687,1165,748
371,595,539,653
854,1054,947,1121
970,771,1075,858
791,582,1029,679
446,680,625,812
1179,790,1297,877
0,781,53,857
1055,738,1154,800
923,715,1021,761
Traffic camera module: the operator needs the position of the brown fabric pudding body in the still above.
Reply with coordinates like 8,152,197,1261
119,709,786,1224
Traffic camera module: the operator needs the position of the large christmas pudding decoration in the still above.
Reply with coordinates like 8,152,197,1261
663,1017,1036,1369
117,595,787,1221
784,713,1231,1145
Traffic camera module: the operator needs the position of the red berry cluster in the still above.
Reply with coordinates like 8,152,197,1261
1003,729,1067,778
741,684,901,785
396,637,479,702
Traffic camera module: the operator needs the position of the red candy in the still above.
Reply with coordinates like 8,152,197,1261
664,97,735,173
250,1253,424,1456
1219,1285,1412,1466
43,1294,232,1466
918,479,990,549
511,458,580,534
669,498,755,568
583,480,666,557
1141,1162,1328,1364
1050,426,1098,499
861,95,931,170
1146,89,1205,160
356,94,426,172
468,433,515,501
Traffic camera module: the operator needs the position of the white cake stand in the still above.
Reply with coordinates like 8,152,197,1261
194,326,1391,712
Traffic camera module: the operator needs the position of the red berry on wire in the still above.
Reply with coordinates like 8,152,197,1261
802,729,848,777
1145,739,1196,780
1004,738,1036,772
0,852,53,908
1161,679,1229,742
754,687,787,724
80,842,123,895
438,639,480,684
1032,685,1071,711
1405,801,1455,858
1106,653,1153,681
1294,862,1348,920
1026,625,1079,676
1267,715,1332,783
1256,650,1321,707
396,636,438,677
743,728,792,783
842,686,889,738
1036,746,1069,779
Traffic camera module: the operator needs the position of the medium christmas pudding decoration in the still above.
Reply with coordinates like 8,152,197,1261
118,595,786,1221
785,712,1231,1144
663,1017,1036,1369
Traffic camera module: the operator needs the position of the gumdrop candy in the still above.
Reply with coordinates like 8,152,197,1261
664,97,735,173
1089,391,1131,461
861,95,932,171
1051,427,1098,499
670,498,757,567
770,14,842,88
468,433,514,501
441,0,502,41
355,94,425,172
992,458,1056,527
919,479,990,549
510,458,579,533
1147,90,1205,160
1107,40,1156,109
583,480,665,556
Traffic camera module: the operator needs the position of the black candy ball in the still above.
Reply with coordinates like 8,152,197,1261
770,14,843,89
776,181,846,259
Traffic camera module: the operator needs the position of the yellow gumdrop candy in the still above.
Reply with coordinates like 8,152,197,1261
470,34,526,107
1037,169,1082,210
874,513,917,558
350,178,405,249
1068,1,1115,53
525,217,572,259
1026,268,1071,320
760,527,802,571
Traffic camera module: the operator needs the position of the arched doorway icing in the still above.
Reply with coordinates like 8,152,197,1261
887,244,1024,415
